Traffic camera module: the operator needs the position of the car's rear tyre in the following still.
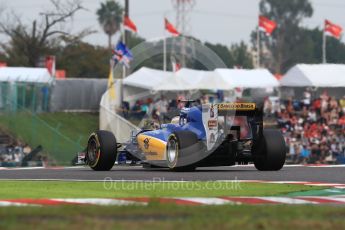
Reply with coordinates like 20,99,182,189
253,129,286,171
166,131,200,172
87,130,117,171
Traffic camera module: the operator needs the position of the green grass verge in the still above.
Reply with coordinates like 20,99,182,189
1,204,345,229
0,181,324,199
0,181,337,229
36,113,98,143
0,112,98,164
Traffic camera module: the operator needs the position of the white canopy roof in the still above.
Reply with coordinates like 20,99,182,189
175,68,233,90
281,64,345,87
123,67,279,91
215,68,279,88
0,67,52,83
155,75,193,91
123,67,173,90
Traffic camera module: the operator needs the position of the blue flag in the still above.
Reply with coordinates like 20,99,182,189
112,42,133,68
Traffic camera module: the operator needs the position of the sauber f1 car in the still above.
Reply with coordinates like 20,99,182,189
83,102,286,171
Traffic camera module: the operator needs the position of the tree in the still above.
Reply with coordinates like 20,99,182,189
296,28,345,64
56,42,109,78
0,0,91,67
126,34,145,49
0,49,7,64
55,35,147,78
96,0,123,49
205,42,253,69
325,37,345,64
205,42,234,68
255,0,313,73
230,42,253,69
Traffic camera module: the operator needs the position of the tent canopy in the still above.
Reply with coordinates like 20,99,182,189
0,67,52,83
215,68,279,88
123,67,174,90
175,68,232,90
123,67,194,91
123,67,279,92
155,75,193,91
281,64,345,87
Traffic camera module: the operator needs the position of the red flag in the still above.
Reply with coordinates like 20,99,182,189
45,56,55,76
325,19,342,39
124,16,137,33
165,18,179,36
259,16,277,35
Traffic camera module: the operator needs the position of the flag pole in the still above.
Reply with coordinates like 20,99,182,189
257,24,260,68
163,14,167,72
122,12,126,79
163,36,167,71
117,9,127,108
322,26,327,64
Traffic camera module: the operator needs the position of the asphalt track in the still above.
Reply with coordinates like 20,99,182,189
0,165,344,183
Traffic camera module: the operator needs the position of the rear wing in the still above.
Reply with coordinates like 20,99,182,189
202,103,263,150
216,103,262,117
216,103,263,143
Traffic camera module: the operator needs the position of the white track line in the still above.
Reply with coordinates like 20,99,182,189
1,164,345,170
0,201,35,207
258,197,317,204
9,167,45,170
59,166,88,169
263,181,310,184
305,165,345,168
176,197,234,205
52,198,143,206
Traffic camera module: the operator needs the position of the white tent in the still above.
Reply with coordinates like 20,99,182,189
123,67,279,92
175,68,233,90
0,67,52,83
123,67,194,91
122,67,174,91
281,64,345,87
215,68,279,88
155,75,194,91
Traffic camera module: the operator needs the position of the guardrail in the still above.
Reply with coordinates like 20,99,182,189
99,91,139,143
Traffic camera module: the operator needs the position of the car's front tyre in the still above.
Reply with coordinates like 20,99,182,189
87,130,117,171
166,131,200,172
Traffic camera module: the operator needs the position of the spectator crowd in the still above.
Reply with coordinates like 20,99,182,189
265,91,345,164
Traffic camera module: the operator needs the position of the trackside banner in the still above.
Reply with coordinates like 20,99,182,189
217,103,256,111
